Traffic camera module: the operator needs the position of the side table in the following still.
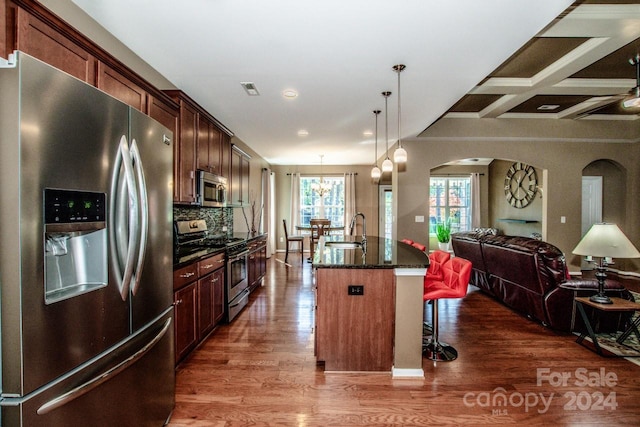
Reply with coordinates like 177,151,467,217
575,296,640,356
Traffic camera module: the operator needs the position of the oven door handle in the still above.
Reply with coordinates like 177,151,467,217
228,249,249,261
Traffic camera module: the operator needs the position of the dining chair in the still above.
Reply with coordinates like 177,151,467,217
309,218,331,257
283,219,304,263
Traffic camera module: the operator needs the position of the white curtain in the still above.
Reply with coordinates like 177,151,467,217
344,172,356,234
471,172,481,229
290,173,301,231
261,167,275,258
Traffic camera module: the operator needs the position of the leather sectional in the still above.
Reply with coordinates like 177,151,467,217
451,230,633,332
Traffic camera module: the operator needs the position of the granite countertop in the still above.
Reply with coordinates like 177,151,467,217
173,232,268,269
313,236,429,269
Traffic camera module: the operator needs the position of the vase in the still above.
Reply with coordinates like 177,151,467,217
438,241,450,252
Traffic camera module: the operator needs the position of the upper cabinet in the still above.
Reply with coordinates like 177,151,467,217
165,90,233,205
10,5,96,84
3,1,234,206
230,145,251,206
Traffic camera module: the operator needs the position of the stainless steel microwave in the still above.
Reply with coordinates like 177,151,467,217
197,170,227,207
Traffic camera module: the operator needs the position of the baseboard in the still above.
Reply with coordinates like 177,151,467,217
391,367,425,378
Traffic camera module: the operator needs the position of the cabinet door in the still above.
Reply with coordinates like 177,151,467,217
178,102,197,204
174,282,197,364
197,274,215,339
97,61,147,112
212,268,225,325
196,114,210,172
208,123,222,175
148,96,179,201
14,8,96,84
241,155,250,205
220,134,231,179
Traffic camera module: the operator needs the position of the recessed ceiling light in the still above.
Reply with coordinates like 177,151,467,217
537,104,560,111
283,89,298,99
240,82,260,96
297,130,309,137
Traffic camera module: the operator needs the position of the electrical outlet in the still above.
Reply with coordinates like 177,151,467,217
348,285,364,295
279,236,284,242
222,226,228,231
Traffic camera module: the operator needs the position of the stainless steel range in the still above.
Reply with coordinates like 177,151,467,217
174,220,249,322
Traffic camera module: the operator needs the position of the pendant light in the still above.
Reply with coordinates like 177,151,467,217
393,64,407,163
371,110,382,179
381,91,393,172
623,54,640,108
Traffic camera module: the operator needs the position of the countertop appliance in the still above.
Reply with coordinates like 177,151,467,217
197,170,227,207
0,52,175,426
174,220,249,321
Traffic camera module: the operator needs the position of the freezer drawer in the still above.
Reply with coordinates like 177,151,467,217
1,310,175,427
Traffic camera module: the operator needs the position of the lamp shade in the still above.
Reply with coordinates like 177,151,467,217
572,223,640,259
371,166,381,179
393,146,407,163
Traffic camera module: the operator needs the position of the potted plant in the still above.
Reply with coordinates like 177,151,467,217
436,218,451,251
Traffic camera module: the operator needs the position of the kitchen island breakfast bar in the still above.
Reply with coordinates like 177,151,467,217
313,236,429,378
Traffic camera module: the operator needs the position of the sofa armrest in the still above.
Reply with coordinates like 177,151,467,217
559,278,626,292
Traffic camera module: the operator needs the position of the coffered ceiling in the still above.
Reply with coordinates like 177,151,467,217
437,1,640,126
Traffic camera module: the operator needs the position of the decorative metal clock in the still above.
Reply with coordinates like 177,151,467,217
504,162,538,208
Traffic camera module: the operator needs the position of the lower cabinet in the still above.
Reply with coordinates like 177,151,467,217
173,251,225,365
248,235,267,291
174,282,197,363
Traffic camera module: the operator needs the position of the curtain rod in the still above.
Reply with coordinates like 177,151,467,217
433,173,484,176
286,172,358,176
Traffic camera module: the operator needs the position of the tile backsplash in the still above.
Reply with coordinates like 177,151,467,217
173,206,233,237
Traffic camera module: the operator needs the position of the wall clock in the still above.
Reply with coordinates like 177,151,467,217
504,162,537,208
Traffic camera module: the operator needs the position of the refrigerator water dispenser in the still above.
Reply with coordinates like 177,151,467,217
44,189,107,304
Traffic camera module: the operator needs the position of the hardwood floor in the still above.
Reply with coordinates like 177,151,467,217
168,255,640,426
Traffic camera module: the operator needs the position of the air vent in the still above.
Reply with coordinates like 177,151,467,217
240,82,260,96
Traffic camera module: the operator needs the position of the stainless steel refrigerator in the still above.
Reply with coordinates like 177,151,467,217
0,51,175,426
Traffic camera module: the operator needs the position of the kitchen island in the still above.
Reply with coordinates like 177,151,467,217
313,236,428,377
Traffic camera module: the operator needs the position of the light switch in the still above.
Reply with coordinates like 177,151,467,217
561,216,566,224
415,216,425,223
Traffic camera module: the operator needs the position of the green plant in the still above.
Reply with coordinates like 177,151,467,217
436,218,451,243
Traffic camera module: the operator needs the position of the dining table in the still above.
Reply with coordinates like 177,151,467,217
296,225,345,260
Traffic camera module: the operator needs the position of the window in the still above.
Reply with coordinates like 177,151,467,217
429,177,471,235
299,176,345,227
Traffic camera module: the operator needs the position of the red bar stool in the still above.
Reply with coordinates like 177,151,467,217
422,257,472,361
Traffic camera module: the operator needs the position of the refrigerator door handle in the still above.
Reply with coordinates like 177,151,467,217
36,317,172,416
109,135,140,301
129,139,148,296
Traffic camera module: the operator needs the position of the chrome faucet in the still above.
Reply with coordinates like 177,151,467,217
350,212,366,244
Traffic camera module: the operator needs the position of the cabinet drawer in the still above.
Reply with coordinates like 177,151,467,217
173,263,198,290
198,252,225,276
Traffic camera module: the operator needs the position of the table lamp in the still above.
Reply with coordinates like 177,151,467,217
572,223,640,304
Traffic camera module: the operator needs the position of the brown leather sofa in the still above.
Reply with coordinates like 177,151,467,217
451,230,633,332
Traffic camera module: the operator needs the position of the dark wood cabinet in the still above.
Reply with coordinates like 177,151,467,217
197,115,223,176
11,6,96,84
212,267,225,325
148,95,180,200
248,235,267,292
173,251,225,365
97,61,147,113
197,253,225,340
230,145,251,206
174,281,197,364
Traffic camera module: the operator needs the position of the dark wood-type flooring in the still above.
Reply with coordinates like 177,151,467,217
167,254,640,426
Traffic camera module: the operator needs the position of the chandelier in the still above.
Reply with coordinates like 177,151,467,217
311,154,332,197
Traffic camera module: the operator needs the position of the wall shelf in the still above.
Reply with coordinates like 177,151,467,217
498,219,539,223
